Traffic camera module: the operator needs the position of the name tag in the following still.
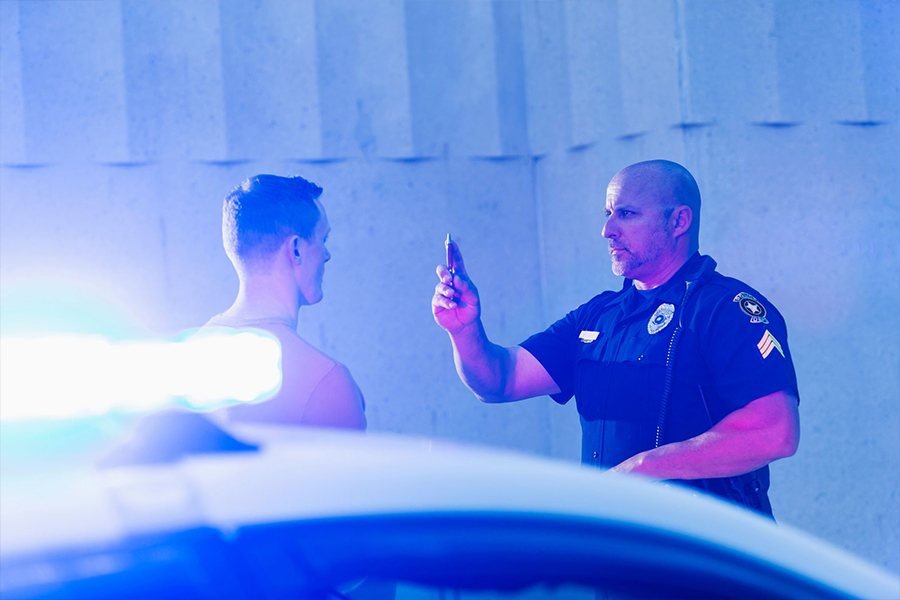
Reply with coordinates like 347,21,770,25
579,330,599,344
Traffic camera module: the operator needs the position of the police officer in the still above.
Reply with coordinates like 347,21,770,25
431,160,800,517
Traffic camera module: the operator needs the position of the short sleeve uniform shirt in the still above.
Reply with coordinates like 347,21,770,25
520,253,799,514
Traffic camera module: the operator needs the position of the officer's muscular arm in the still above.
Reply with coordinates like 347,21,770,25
612,390,800,480
433,241,560,403
448,322,559,403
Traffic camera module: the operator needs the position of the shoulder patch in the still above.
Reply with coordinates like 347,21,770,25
733,292,769,324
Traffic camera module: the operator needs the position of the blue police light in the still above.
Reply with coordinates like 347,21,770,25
0,283,282,421
0,329,282,421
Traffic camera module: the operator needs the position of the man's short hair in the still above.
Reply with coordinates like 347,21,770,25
223,174,322,263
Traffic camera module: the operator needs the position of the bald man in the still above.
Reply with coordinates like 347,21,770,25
432,160,799,518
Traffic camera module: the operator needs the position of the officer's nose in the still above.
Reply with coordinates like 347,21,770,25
602,216,617,239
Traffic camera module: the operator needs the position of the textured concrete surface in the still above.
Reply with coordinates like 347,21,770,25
0,0,897,573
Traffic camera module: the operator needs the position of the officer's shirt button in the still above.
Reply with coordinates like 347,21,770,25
592,451,599,459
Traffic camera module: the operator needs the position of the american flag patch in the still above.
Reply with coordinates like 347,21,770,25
757,330,784,359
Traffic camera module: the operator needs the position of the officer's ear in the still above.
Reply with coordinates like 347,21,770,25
670,206,692,238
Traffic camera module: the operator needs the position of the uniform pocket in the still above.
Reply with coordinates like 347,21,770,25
573,358,611,421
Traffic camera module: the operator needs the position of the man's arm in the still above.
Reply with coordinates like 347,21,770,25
433,240,560,403
611,390,799,480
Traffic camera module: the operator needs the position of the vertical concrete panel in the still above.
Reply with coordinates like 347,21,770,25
315,0,413,159
491,0,529,155
314,2,359,158
563,0,626,144
0,0,27,165
354,2,414,158
858,0,900,122
679,0,781,123
17,0,128,163
520,0,572,154
773,0,868,122
121,1,227,161
405,1,502,157
219,1,321,160
616,0,681,133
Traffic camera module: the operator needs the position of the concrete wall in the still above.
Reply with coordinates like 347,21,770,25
1,0,897,573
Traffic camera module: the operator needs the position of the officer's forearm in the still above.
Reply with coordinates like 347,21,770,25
618,432,783,481
613,391,800,480
449,320,515,403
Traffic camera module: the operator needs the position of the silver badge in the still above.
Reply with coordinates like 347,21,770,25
648,303,675,335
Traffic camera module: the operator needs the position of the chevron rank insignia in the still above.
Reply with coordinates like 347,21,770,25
757,330,784,359
734,292,769,324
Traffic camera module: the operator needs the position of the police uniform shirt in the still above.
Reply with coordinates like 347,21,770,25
520,253,799,513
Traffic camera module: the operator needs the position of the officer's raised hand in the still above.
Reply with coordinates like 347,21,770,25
431,236,559,403
432,238,480,334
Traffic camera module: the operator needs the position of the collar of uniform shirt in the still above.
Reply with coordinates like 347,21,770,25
612,252,710,313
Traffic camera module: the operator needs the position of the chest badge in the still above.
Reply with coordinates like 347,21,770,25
648,303,675,335
734,292,769,324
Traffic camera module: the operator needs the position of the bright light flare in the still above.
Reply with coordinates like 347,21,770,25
0,329,281,421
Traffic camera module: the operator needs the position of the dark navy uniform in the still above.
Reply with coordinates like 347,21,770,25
520,253,799,516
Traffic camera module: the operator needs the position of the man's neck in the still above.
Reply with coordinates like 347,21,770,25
633,251,694,291
224,273,300,329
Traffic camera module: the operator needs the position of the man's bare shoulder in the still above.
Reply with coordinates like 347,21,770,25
202,315,339,380
203,314,363,427
271,326,337,370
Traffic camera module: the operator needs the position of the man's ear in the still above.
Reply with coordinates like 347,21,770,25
290,235,303,265
671,206,692,238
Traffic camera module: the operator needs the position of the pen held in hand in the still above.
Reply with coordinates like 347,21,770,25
446,233,460,302
446,233,455,276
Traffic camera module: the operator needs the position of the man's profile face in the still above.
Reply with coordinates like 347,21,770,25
296,199,331,305
601,177,673,281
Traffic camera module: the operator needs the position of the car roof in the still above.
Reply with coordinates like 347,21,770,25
2,422,898,599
